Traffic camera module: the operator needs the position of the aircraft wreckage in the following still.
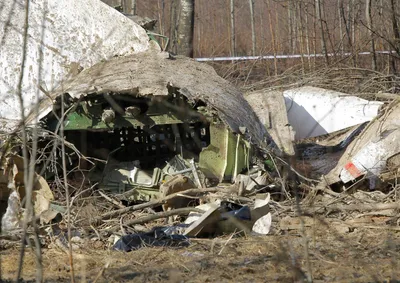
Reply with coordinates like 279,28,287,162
0,51,282,222
2,0,398,234
1,49,396,226
0,0,284,227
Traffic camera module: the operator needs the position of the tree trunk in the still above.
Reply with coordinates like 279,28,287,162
340,0,350,50
292,0,298,54
347,0,356,65
316,0,329,65
347,0,352,45
340,0,356,66
123,0,134,14
157,1,163,38
390,0,399,74
304,2,312,69
275,8,280,55
161,0,165,34
312,0,317,68
390,0,400,55
338,0,344,54
267,0,278,75
230,0,236,56
298,0,305,72
170,0,195,57
178,0,195,57
196,0,201,56
170,0,178,53
249,0,256,56
132,0,136,15
366,0,377,70
287,1,293,54
321,0,334,59
351,0,356,47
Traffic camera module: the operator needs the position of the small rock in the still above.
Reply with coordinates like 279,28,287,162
71,236,84,243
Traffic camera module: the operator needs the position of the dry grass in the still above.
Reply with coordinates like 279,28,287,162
2,219,400,282
210,60,400,97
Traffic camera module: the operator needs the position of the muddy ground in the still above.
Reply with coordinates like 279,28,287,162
2,218,400,282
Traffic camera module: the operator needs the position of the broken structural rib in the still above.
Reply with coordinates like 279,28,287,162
28,51,280,155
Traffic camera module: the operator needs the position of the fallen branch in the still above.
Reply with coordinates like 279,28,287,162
301,183,341,198
306,201,400,214
109,207,205,232
347,224,400,231
326,202,400,212
98,191,125,209
94,187,225,223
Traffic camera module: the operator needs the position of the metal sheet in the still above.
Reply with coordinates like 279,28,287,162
0,0,149,122
284,86,383,140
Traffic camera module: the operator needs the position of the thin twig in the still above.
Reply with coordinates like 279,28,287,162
96,187,223,223
60,91,75,282
294,184,313,282
218,231,236,255
98,191,125,209
16,0,43,280
119,215,127,236
109,207,205,232
93,261,110,283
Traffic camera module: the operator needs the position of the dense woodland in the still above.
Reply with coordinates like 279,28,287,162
103,0,400,75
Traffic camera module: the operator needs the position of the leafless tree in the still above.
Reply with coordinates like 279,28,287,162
266,0,278,74
390,0,400,55
230,0,236,56
365,0,377,70
249,0,256,56
123,0,136,14
170,0,195,57
316,0,329,65
389,0,400,73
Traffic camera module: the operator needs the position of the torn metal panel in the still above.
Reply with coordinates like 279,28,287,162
184,204,220,237
49,94,201,131
99,160,162,201
102,161,162,189
163,155,194,177
252,195,272,235
293,123,368,179
198,124,251,182
339,129,400,184
27,51,279,154
100,155,198,202
284,86,383,140
1,191,20,232
184,199,271,237
0,0,149,122
324,101,400,185
5,156,54,211
0,156,54,231
245,90,295,156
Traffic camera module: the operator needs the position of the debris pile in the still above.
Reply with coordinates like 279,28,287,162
0,49,279,250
